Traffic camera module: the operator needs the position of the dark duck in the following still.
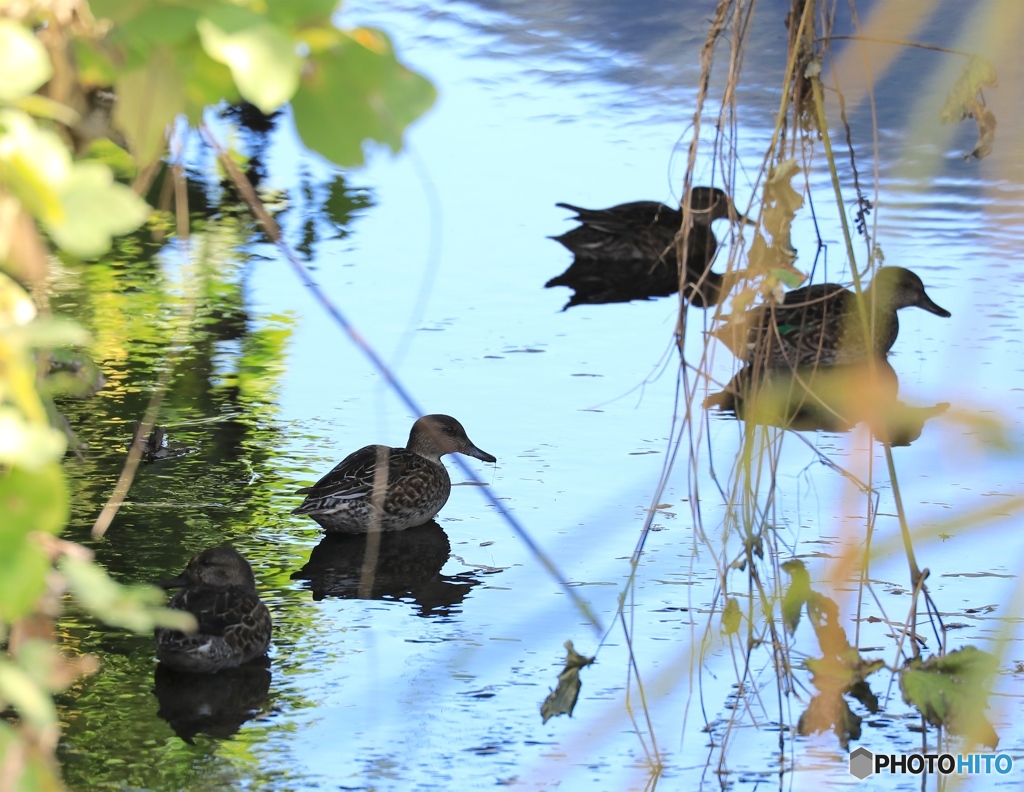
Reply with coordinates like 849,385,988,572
546,186,751,309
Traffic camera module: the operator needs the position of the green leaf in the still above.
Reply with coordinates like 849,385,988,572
781,559,810,634
0,270,38,326
1,317,90,349
540,640,595,723
900,646,999,746
0,21,53,101
9,95,79,127
267,0,340,28
197,6,301,113
79,137,138,181
291,28,436,166
0,540,50,622
114,48,186,165
0,410,68,468
0,464,67,538
721,596,742,635
46,163,149,258
0,464,62,618
73,38,118,86
0,660,58,733
183,49,239,122
0,109,71,226
41,348,105,398
113,4,202,57
61,556,197,634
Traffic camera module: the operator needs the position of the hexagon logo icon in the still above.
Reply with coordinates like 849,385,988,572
849,746,874,779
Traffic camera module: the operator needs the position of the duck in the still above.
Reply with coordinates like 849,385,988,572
293,414,496,534
711,266,951,369
156,546,272,673
546,186,750,309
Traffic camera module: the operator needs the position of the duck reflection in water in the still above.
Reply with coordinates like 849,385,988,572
546,186,752,309
292,521,491,618
704,358,949,445
152,658,272,743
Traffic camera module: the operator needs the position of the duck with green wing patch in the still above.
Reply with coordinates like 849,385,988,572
712,267,951,369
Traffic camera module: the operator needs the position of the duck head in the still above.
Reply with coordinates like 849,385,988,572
870,267,951,317
409,414,496,463
161,545,258,591
686,186,754,227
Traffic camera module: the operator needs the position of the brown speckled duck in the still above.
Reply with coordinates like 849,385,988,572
293,415,496,534
712,267,951,369
156,546,272,673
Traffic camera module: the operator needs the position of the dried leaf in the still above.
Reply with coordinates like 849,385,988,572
940,56,998,161
747,160,806,293
540,640,594,724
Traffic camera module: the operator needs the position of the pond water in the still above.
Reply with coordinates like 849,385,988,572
53,0,1024,789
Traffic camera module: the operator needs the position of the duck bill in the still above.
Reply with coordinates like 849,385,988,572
918,293,951,318
159,572,190,590
465,444,497,464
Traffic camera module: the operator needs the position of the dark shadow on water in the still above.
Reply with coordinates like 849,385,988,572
705,359,949,446
153,657,272,743
292,521,489,618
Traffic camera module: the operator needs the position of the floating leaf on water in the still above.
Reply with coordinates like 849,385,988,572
900,646,999,747
540,640,595,724
797,692,863,748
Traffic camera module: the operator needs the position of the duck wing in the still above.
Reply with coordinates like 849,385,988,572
711,283,852,362
165,586,259,637
555,201,678,232
294,445,430,506
553,201,681,261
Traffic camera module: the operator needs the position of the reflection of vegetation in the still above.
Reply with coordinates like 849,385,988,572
49,200,313,787
1,0,433,786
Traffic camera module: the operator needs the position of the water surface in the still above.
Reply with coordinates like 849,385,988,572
56,0,1024,789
